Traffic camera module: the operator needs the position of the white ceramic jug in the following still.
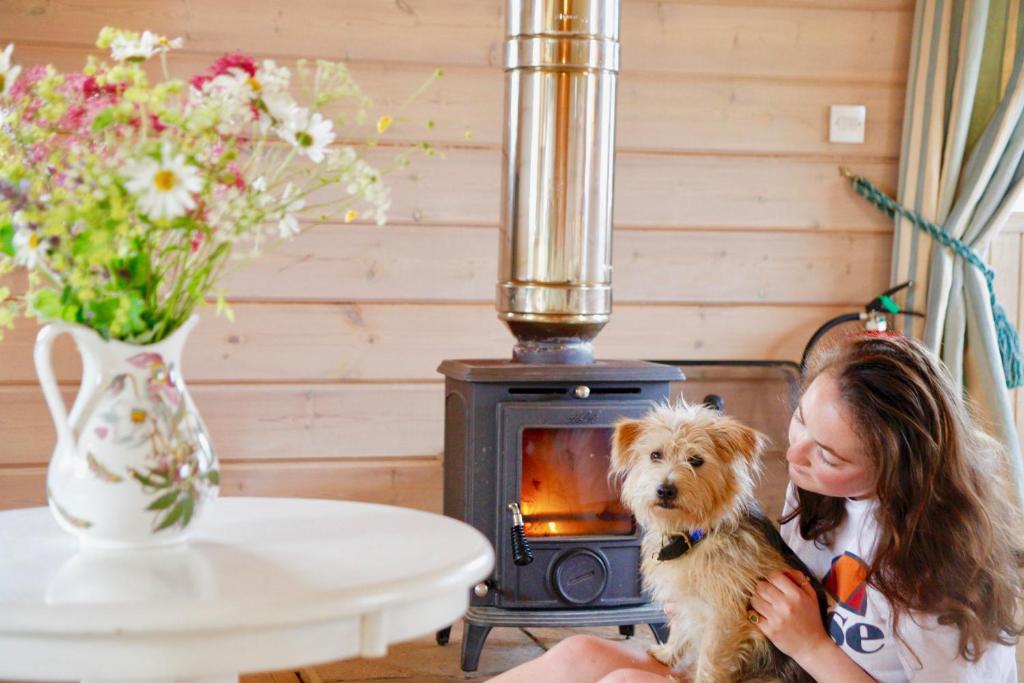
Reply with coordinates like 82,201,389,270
34,315,219,548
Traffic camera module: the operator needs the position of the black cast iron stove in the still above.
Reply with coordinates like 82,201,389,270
437,360,682,670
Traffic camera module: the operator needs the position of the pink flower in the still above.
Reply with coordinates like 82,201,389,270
81,75,125,99
190,51,257,90
225,161,245,190
8,64,46,100
214,52,257,77
47,74,128,134
61,105,88,131
62,73,87,93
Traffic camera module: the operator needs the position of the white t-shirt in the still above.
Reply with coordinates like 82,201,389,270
781,482,1018,682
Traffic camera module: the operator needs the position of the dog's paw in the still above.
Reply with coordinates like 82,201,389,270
647,643,676,667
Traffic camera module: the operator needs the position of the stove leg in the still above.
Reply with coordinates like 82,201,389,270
618,624,635,638
648,622,670,644
461,620,493,672
436,625,452,646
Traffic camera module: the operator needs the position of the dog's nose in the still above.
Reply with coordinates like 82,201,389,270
656,482,678,502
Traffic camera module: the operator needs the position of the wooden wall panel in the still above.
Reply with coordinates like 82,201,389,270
0,303,863,383
221,227,892,304
1,1,912,80
375,150,900,230
0,458,443,512
0,0,916,512
993,234,1021,333
0,384,444,465
21,46,905,158
1,227,893,308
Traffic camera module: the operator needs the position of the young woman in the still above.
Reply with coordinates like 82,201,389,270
490,334,1022,682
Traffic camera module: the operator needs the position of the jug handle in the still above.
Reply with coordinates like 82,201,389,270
33,323,77,451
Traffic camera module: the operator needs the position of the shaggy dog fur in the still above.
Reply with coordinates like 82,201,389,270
611,401,827,683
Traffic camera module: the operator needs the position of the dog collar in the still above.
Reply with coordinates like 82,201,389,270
657,530,706,561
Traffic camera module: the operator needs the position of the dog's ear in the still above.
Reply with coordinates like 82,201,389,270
708,418,768,464
610,419,644,473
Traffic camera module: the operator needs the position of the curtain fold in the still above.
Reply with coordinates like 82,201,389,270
891,0,1024,503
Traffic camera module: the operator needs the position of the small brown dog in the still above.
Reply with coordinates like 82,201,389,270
611,401,825,683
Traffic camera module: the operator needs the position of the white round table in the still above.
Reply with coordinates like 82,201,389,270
0,497,494,683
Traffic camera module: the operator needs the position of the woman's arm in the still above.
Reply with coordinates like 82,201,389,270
750,571,875,683
787,637,877,682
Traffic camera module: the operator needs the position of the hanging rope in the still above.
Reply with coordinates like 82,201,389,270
840,168,1023,389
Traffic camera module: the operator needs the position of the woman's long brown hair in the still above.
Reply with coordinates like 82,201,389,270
781,333,1023,660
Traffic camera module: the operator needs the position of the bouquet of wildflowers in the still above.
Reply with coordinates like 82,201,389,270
0,28,435,343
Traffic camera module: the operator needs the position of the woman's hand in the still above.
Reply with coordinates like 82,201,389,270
748,569,831,662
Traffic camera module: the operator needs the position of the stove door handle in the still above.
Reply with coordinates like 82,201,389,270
508,503,534,566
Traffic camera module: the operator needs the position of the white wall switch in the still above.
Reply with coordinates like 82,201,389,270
829,104,866,144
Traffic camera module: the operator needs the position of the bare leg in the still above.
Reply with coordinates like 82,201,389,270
488,634,672,683
83,678,236,683
598,670,682,683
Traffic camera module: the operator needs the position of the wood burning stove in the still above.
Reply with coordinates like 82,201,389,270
437,360,682,670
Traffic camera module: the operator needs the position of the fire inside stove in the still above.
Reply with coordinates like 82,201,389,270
519,427,635,537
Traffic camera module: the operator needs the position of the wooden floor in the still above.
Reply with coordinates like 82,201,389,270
243,621,658,682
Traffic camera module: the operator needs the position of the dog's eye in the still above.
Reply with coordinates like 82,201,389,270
688,455,705,468
650,451,663,462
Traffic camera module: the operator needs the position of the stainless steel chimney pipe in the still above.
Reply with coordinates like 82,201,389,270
497,0,620,364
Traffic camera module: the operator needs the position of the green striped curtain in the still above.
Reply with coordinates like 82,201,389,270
892,0,1024,503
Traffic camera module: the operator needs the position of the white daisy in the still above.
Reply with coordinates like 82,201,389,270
196,68,257,134
256,60,290,94
123,143,203,220
277,183,305,238
258,92,296,133
12,214,47,269
251,61,292,130
279,107,335,163
205,68,251,98
111,31,182,62
0,44,21,98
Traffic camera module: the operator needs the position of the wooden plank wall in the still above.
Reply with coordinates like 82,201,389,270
1,0,1020,511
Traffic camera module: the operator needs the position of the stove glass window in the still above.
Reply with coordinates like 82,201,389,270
520,427,635,537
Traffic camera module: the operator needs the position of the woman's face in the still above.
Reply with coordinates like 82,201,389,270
786,371,874,499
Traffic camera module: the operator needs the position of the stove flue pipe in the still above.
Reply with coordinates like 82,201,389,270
497,0,621,364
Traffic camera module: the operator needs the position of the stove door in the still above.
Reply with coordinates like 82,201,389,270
518,425,633,538
496,400,652,609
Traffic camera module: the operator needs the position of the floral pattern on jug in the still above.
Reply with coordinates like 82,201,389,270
36,315,219,547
